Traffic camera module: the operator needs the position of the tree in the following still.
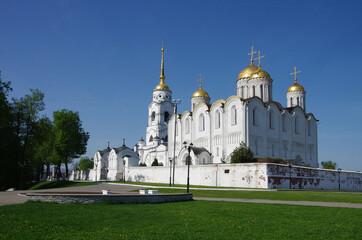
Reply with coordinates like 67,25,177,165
12,89,45,188
53,109,89,179
230,143,255,163
79,157,94,171
0,72,19,190
33,116,56,181
321,160,337,170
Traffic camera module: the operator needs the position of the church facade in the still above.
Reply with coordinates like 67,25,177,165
93,45,319,181
138,46,318,168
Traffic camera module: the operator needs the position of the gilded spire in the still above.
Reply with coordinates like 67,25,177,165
254,51,265,68
248,45,257,63
160,41,165,82
290,66,301,83
197,74,205,89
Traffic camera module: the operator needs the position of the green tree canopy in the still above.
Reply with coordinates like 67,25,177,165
151,158,158,166
53,109,89,179
79,157,94,171
321,160,337,170
230,143,255,163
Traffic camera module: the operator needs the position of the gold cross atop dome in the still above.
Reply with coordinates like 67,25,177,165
254,51,265,67
197,74,205,88
290,66,301,82
248,45,257,63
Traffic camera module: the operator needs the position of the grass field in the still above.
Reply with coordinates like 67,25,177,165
27,181,97,190
0,201,361,240
149,188,362,203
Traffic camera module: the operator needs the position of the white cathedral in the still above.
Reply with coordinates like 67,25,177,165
93,46,318,181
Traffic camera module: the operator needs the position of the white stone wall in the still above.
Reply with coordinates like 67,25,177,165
126,163,362,191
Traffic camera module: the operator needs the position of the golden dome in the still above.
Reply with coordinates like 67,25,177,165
238,62,258,80
287,80,305,92
154,79,172,92
192,85,209,98
250,67,271,79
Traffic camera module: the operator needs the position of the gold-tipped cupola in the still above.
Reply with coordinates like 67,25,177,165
237,46,258,80
192,74,210,98
250,51,271,79
154,43,172,92
287,67,305,92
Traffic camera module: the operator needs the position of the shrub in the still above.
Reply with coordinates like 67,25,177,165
321,160,337,170
151,158,159,166
230,143,255,163
139,163,147,167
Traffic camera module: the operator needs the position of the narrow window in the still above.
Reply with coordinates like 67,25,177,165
215,110,220,129
241,86,244,98
151,112,155,121
255,140,258,155
164,112,170,123
282,114,286,132
252,85,256,97
216,147,219,156
199,114,205,132
185,119,190,134
231,106,237,125
308,120,311,136
149,135,153,142
253,108,257,126
297,97,300,106
290,98,293,107
260,85,263,100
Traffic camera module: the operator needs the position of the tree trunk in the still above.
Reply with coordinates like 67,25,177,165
46,163,50,180
57,160,62,180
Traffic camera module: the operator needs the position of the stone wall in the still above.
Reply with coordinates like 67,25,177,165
126,163,362,191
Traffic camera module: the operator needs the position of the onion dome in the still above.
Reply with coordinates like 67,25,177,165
192,86,210,98
154,45,172,92
237,62,258,80
287,80,305,92
250,67,271,79
192,74,210,98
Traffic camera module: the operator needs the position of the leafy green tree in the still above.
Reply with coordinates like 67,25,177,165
53,109,89,179
79,157,94,171
230,143,255,163
321,160,337,170
33,116,56,180
12,89,45,188
0,72,20,190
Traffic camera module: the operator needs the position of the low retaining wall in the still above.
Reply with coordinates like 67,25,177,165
126,163,362,191
25,193,193,204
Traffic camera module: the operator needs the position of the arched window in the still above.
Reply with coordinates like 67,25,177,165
199,114,205,132
269,111,274,129
260,85,263,100
185,118,190,134
253,108,257,126
290,98,293,107
282,114,286,132
297,97,300,106
241,86,244,98
308,120,311,136
252,85,256,97
231,106,237,125
295,116,299,134
164,112,170,123
149,135,153,142
151,112,156,121
215,110,221,129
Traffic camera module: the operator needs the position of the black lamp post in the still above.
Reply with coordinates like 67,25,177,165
123,160,126,183
288,163,292,189
169,157,172,186
338,168,342,191
183,141,193,193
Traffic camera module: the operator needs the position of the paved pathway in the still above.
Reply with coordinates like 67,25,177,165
194,197,362,209
0,183,143,206
1,183,361,209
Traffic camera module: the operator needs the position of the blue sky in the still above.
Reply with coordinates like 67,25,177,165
0,0,361,171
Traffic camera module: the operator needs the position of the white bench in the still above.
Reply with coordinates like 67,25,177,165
139,190,158,195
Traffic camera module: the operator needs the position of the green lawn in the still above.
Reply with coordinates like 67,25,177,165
0,201,361,239
27,181,97,190
140,188,362,203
